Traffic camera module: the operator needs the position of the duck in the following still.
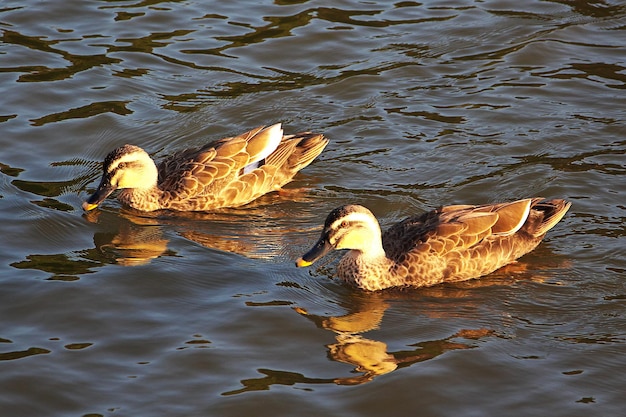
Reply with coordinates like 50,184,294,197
296,198,571,291
82,123,328,212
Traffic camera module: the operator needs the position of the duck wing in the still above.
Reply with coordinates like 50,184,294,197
156,124,327,209
382,205,499,261
382,198,570,282
212,129,328,208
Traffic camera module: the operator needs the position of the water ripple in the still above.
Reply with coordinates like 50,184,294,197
0,0,625,415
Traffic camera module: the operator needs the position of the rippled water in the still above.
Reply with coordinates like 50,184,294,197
1,1,625,416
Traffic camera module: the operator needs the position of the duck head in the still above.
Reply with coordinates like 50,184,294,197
296,204,384,267
83,144,158,211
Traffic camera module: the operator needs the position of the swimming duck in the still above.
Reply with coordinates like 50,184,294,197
83,123,328,212
296,198,571,291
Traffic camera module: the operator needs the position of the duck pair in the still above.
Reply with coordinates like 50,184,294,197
83,123,571,291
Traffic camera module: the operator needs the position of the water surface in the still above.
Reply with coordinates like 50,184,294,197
1,1,625,416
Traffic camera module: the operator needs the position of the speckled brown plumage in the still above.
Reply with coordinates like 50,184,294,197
83,124,328,212
296,198,571,291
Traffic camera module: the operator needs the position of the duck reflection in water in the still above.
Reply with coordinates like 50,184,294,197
294,294,494,386
85,204,307,266
224,293,495,395
88,210,172,266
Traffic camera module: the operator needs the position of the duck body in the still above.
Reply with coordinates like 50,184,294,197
297,198,571,291
83,124,328,212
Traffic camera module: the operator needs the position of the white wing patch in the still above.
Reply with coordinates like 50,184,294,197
242,123,283,174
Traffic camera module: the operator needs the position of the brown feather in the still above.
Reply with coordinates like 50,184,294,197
244,126,279,162
86,123,328,212
214,137,247,158
491,199,531,235
301,199,571,291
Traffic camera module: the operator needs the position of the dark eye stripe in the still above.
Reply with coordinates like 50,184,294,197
108,159,142,174
339,220,362,230
328,220,363,241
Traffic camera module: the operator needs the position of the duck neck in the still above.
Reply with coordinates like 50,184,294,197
118,185,164,212
360,239,387,261
338,238,395,291
351,225,390,268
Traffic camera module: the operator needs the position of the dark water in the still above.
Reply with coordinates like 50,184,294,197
1,1,625,416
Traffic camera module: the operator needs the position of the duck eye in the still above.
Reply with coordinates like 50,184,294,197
118,162,127,169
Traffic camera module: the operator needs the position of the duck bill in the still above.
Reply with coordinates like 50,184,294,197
82,181,116,211
296,237,333,268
